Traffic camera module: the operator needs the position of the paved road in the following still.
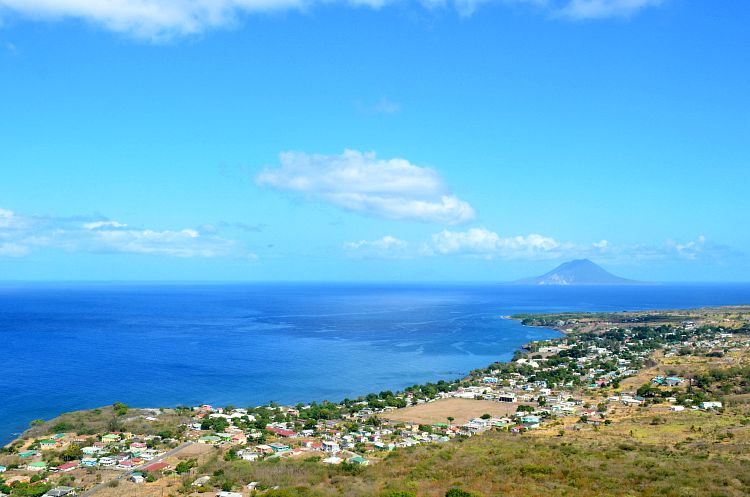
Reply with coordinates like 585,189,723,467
78,441,194,497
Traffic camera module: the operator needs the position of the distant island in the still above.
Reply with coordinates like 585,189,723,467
513,259,642,285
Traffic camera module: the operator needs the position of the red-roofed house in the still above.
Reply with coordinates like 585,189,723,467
56,462,78,472
267,427,297,437
142,462,169,472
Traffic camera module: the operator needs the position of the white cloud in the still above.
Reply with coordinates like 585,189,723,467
0,207,249,259
0,242,29,257
556,0,664,19
344,229,738,264
83,220,129,230
430,228,563,258
0,0,666,39
344,235,411,258
257,149,475,225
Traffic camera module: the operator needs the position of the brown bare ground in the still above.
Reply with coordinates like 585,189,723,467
380,398,524,425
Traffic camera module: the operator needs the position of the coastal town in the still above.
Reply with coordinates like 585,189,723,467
2,306,749,497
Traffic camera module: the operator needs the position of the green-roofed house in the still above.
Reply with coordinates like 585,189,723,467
52,433,66,440
348,456,369,466
27,461,47,471
198,435,221,445
19,450,39,458
40,439,58,450
102,434,120,443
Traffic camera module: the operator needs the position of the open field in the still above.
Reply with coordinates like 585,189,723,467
381,398,524,425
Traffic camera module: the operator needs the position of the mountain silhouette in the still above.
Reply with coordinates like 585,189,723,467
514,259,641,285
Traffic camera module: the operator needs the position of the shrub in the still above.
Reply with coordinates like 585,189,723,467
446,489,476,497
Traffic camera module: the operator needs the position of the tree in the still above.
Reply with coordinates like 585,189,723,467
112,402,129,416
447,416,454,425
62,443,83,461
175,459,197,474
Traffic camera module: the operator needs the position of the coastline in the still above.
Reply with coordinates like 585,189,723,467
2,305,749,497
7,304,749,448
6,314,558,449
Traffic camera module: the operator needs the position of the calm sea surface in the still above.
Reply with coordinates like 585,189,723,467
1,282,749,445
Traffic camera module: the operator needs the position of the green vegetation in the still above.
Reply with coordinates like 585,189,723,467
167,412,750,497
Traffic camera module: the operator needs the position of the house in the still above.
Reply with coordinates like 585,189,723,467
217,492,243,497
238,451,259,461
322,441,340,453
348,456,369,466
267,426,297,437
199,435,222,445
39,439,59,450
496,393,517,403
670,405,685,412
268,443,290,453
322,456,342,465
101,434,120,444
139,449,159,460
652,376,685,387
43,487,77,497
98,457,116,467
142,462,169,472
19,450,39,458
130,473,145,484
80,458,98,467
27,461,48,472
700,401,723,410
55,462,79,472
0,466,6,473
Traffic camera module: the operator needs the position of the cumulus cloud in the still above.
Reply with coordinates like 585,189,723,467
0,207,249,259
257,149,475,225
344,235,411,258
430,228,563,258
344,229,738,263
0,0,666,39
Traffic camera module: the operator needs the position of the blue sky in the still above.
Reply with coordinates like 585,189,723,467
0,0,748,282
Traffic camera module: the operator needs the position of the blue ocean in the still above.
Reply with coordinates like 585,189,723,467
1,282,749,445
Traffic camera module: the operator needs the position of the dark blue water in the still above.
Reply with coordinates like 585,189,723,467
1,283,749,445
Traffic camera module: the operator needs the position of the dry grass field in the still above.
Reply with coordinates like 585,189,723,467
381,398,525,425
